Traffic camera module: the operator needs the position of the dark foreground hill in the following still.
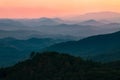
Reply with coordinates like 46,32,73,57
44,31,120,62
0,52,120,80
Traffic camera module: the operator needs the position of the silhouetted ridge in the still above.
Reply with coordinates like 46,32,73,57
44,31,120,61
0,52,120,80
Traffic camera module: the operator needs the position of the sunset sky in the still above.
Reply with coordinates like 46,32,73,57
0,0,120,18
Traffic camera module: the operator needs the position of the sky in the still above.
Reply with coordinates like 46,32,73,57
0,0,120,18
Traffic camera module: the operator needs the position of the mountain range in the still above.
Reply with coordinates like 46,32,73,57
79,19,105,26
1,12,120,40
0,37,67,67
0,28,120,67
43,31,120,62
67,11,120,23
0,11,120,66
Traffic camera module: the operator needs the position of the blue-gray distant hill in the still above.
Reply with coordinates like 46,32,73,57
0,18,120,40
0,19,27,30
68,11,120,23
44,31,120,62
17,17,63,26
0,37,66,67
79,19,104,26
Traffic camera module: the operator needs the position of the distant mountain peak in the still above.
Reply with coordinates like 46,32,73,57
82,19,98,23
85,11,120,15
38,17,62,22
68,11,120,23
79,19,104,26
29,17,64,25
38,17,55,22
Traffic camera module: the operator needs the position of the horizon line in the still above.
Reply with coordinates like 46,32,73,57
0,11,120,19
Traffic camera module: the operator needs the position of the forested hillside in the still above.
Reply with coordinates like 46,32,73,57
0,52,120,80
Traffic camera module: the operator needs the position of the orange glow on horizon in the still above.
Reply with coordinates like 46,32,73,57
0,0,120,18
